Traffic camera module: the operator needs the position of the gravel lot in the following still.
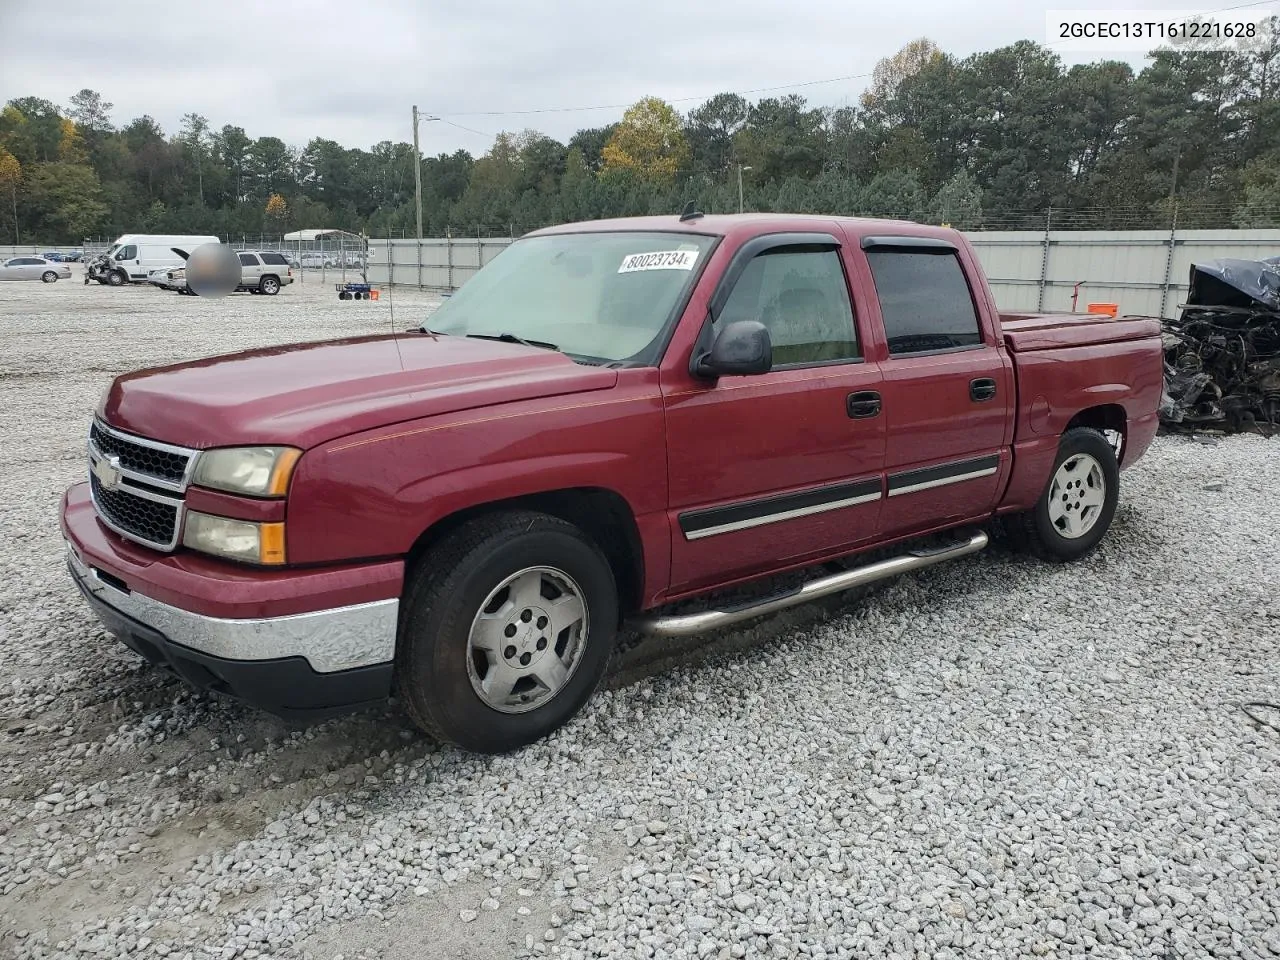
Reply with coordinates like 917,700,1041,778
2,269,1279,959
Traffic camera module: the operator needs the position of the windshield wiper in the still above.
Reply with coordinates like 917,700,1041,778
465,332,561,352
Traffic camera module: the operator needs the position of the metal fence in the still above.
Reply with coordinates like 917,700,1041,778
971,228,1280,317
366,228,1280,319
366,238,512,290
0,244,81,258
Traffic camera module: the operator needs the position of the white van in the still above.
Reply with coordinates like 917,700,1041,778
89,234,220,285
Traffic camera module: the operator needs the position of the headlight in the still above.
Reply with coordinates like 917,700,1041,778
192,446,301,497
183,512,286,565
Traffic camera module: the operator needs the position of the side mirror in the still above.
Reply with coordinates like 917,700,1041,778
694,320,773,378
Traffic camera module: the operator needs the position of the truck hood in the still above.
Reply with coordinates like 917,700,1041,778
100,333,619,449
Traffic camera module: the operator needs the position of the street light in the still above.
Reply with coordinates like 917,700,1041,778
737,165,752,214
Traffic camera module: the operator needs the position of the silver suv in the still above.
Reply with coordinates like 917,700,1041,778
236,251,294,295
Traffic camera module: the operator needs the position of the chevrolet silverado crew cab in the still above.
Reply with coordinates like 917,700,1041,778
61,213,1162,753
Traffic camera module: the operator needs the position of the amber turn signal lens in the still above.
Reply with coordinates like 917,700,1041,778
259,522,287,565
267,449,302,497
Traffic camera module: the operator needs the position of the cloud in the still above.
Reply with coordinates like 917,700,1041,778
0,0,1161,157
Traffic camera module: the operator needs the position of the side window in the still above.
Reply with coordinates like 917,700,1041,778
866,250,983,355
238,253,258,266
259,252,288,266
719,248,858,366
116,245,137,261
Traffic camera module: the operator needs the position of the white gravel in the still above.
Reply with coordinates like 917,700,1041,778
2,270,1279,959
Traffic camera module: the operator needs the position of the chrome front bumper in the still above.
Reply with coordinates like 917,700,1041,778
67,546,398,674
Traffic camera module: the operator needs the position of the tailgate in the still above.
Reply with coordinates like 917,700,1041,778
1001,313,1161,353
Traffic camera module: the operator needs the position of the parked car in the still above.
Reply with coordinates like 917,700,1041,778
235,251,294,295
1,256,72,282
62,213,1162,753
41,251,65,262
65,250,84,263
86,234,219,285
147,266,187,292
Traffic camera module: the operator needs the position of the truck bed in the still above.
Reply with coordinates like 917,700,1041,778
1000,312,1161,353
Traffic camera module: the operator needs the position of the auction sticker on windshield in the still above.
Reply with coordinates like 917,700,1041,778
618,250,699,273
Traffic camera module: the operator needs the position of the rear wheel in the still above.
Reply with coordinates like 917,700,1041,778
397,511,617,753
260,276,280,295
1007,427,1119,561
41,271,58,283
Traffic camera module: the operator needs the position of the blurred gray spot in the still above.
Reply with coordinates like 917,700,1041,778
186,244,241,298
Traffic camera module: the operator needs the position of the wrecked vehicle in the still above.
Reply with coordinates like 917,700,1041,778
1161,257,1280,434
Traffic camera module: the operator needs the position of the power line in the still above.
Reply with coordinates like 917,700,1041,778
436,118,496,139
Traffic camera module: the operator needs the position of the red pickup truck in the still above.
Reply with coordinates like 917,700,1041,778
62,213,1162,752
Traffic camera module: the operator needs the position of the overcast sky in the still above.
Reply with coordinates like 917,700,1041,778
0,0,1267,157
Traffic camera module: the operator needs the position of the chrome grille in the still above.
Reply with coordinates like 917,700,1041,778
87,420,198,551
90,474,180,547
89,421,192,485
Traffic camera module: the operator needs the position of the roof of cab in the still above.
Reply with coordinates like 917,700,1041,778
525,212,962,245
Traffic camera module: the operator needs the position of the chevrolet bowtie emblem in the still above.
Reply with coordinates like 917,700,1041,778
93,454,123,492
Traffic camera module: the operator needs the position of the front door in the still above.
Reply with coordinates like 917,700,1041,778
860,242,1012,539
663,237,886,595
116,244,142,280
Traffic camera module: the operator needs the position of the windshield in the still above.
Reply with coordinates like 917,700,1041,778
425,231,716,364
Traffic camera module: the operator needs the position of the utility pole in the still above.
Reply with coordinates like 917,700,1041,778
737,165,752,214
412,105,424,245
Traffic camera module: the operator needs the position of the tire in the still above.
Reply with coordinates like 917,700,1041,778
106,269,126,287
259,276,280,295
1007,427,1119,562
41,271,58,283
397,511,618,753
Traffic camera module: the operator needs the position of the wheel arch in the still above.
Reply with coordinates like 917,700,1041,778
1063,404,1127,461
404,486,646,620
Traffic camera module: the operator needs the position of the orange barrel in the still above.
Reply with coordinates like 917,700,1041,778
370,289,380,301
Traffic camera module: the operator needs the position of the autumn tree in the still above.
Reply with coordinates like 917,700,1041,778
861,38,942,111
0,148,21,242
58,118,88,163
265,192,288,230
601,97,689,183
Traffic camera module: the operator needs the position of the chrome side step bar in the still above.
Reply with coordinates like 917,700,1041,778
633,530,989,638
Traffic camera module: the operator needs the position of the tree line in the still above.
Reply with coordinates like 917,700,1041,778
2,32,1279,245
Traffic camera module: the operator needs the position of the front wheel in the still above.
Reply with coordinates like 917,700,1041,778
1007,426,1119,562
106,269,126,286
397,511,617,753
41,271,58,283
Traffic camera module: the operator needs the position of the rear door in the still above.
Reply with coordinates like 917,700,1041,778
859,237,1012,539
662,233,886,594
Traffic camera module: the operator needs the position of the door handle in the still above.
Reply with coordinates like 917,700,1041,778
970,378,997,402
846,390,882,419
